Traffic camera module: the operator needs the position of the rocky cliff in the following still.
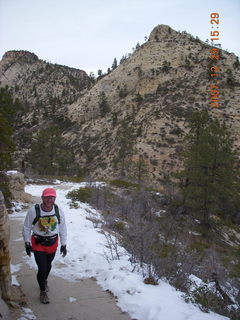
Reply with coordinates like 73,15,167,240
0,172,33,319
0,50,91,136
0,25,240,186
66,25,240,182
0,190,11,302
0,171,33,304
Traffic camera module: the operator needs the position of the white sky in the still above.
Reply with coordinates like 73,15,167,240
0,0,239,74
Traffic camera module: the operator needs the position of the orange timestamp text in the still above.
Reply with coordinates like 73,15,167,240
209,13,221,108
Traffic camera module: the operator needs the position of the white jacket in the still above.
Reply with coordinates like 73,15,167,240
22,204,67,246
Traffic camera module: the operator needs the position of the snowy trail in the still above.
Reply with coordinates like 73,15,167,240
10,182,229,320
9,182,130,320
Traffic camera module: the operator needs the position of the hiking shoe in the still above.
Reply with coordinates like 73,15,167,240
45,280,49,292
40,291,50,304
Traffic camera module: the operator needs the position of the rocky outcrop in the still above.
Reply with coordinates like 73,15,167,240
0,50,91,135
0,25,239,187
0,171,33,317
0,191,11,302
5,171,33,203
0,50,38,76
66,25,240,183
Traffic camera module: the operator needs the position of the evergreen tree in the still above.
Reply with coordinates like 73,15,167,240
131,154,148,185
98,91,110,117
0,87,21,170
97,69,103,78
135,42,140,51
111,58,118,70
0,115,14,170
178,110,239,226
114,119,136,177
118,84,128,98
27,126,75,175
120,55,127,64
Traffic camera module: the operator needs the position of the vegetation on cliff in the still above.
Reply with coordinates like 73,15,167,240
177,110,240,225
0,86,21,170
66,111,240,319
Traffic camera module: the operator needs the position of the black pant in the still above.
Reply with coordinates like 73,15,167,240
34,251,56,291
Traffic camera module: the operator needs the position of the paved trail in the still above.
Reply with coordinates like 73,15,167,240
9,211,131,320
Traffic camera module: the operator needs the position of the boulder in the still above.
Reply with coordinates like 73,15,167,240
5,171,33,203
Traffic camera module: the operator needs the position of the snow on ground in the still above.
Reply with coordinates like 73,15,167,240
11,182,229,320
6,170,19,175
11,263,21,286
18,307,36,320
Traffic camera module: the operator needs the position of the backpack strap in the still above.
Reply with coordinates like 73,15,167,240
32,203,61,225
32,204,41,225
54,204,61,224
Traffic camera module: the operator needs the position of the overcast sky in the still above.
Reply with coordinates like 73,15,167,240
0,0,239,74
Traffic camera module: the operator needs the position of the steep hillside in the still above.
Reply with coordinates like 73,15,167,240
66,25,240,184
0,25,240,186
0,50,91,129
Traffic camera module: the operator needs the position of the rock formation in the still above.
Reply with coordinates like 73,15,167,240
0,25,239,187
5,171,33,203
0,190,11,301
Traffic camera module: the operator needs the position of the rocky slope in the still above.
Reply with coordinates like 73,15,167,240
0,50,91,131
0,25,240,186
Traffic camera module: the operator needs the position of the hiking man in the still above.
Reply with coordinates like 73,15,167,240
23,187,67,304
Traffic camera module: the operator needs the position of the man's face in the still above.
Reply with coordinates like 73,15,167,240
42,196,56,209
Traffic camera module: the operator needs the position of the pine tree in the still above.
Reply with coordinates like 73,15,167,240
0,87,21,170
120,55,127,64
0,115,14,170
27,126,75,175
178,110,240,226
98,92,110,117
111,58,118,70
131,154,148,185
114,119,136,177
135,42,140,51
97,69,103,78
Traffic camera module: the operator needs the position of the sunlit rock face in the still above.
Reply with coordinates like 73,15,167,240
0,24,239,187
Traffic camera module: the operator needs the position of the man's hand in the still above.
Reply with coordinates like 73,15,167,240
25,242,32,256
60,245,67,257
